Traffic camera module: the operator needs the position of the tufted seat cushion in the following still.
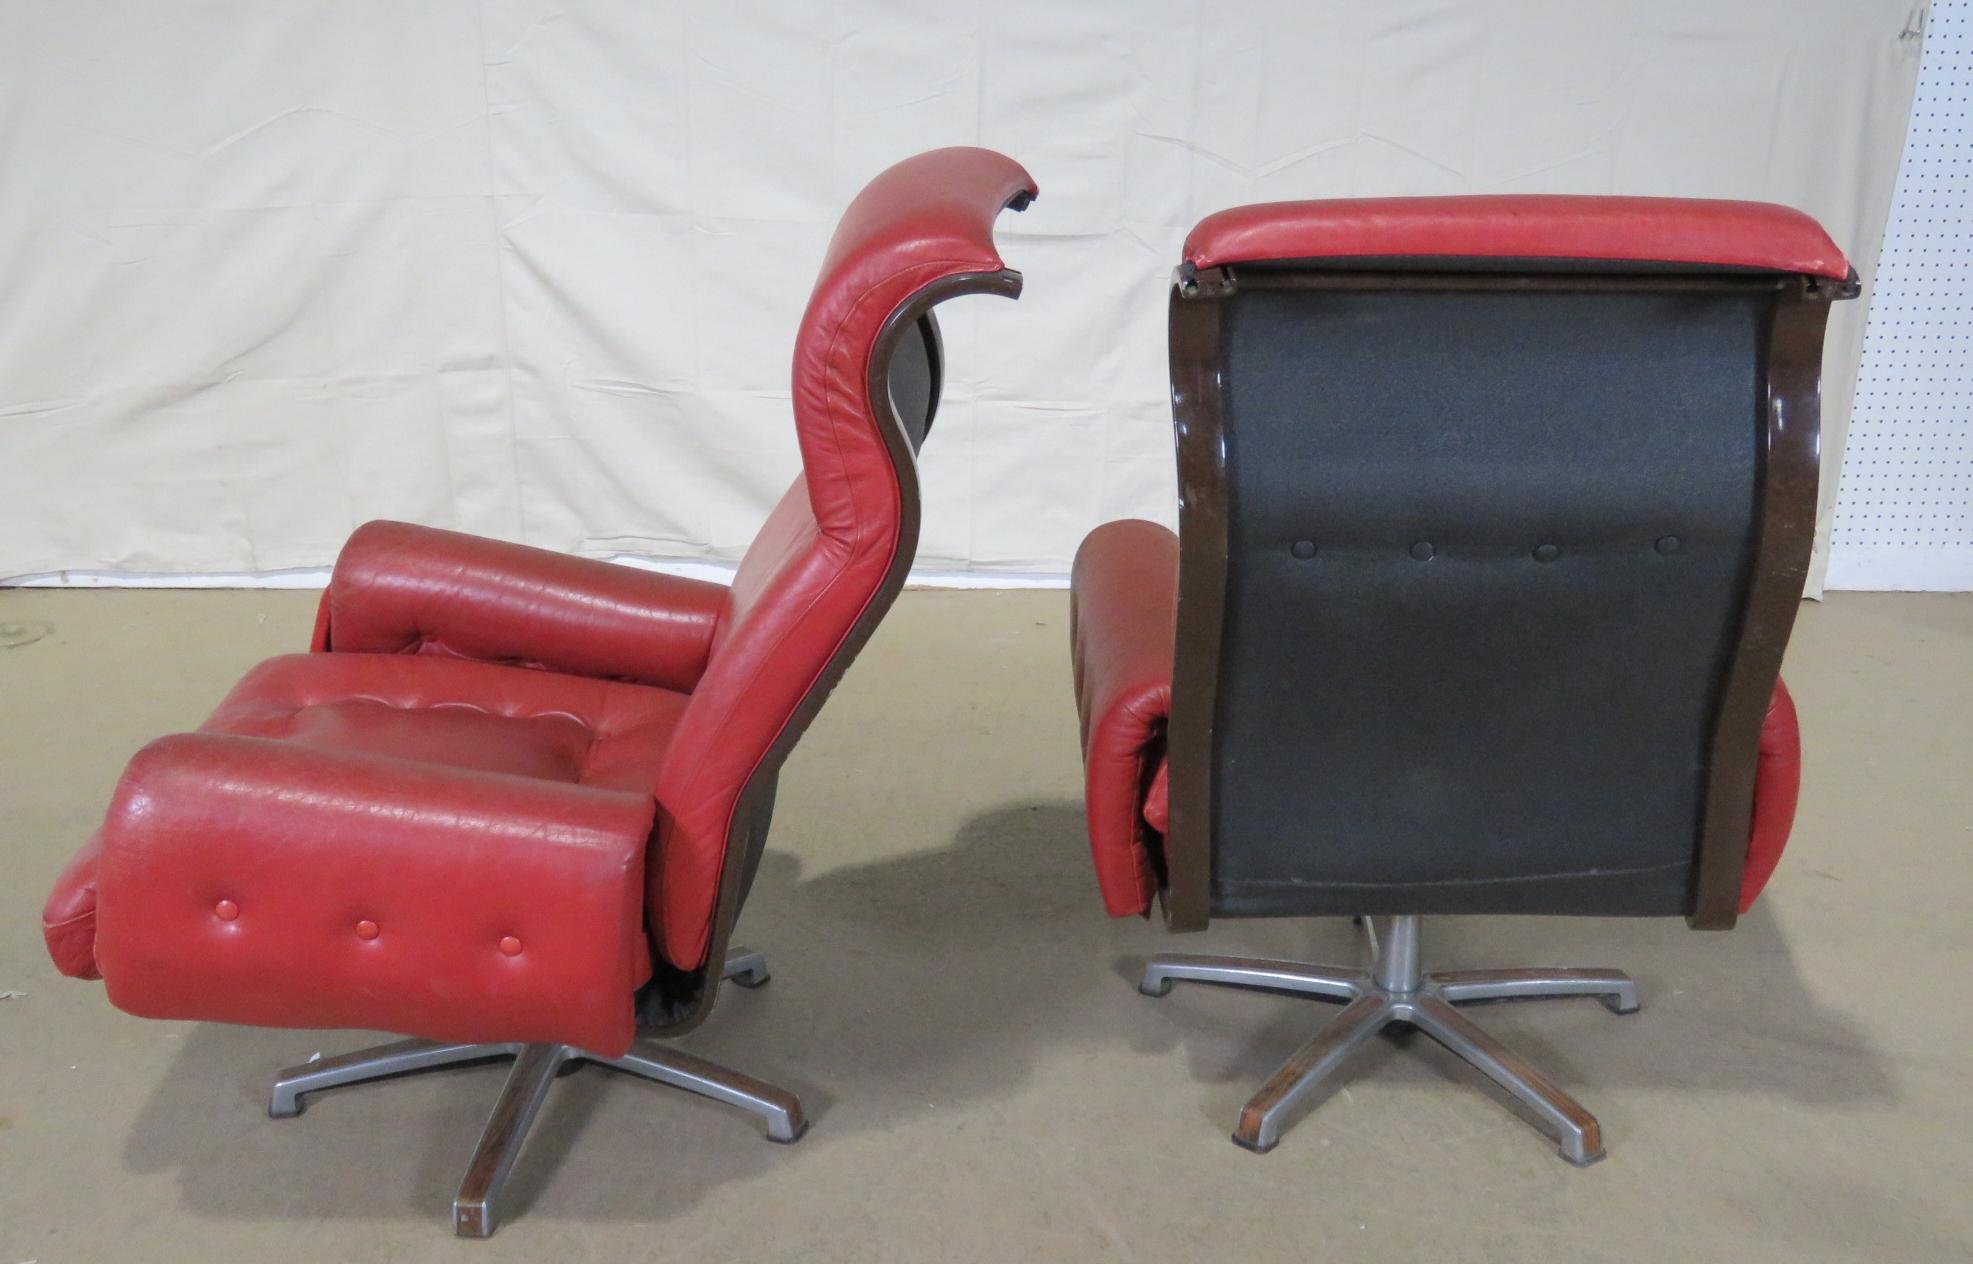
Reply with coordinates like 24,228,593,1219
205,652,691,792
42,652,684,1055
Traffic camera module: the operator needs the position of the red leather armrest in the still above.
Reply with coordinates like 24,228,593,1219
91,732,655,1056
1070,520,1180,917
1739,677,1801,913
322,520,728,693
43,831,105,980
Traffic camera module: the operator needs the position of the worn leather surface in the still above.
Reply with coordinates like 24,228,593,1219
650,146,1035,969
41,832,103,981
1185,194,1850,280
321,519,728,693
1068,520,1804,918
48,652,684,1053
95,729,655,1056
42,146,1037,1048
1069,519,1178,917
1740,677,1801,913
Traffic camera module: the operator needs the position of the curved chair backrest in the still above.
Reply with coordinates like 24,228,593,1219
1160,196,1852,932
646,148,1035,1022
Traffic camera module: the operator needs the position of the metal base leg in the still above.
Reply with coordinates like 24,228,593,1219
1431,967,1639,1014
1143,916,1635,1164
722,945,771,989
454,1044,569,1237
270,1038,519,1117
593,1043,807,1143
1140,954,1365,1002
1408,993,1604,1166
267,950,803,1237
1233,993,1391,1153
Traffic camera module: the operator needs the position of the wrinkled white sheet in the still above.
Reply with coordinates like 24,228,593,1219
0,2,1925,590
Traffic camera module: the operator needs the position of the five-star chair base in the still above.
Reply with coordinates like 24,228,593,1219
266,949,804,1237
1141,917,1637,1164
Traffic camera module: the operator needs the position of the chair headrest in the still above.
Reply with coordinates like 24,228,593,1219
1184,194,1848,281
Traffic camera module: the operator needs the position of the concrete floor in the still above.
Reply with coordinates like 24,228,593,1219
1,587,1969,1262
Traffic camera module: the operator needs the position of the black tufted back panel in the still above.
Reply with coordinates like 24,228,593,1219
1209,282,1770,917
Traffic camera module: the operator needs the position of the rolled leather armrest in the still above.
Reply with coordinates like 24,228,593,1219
1070,519,1180,917
1739,677,1801,913
322,520,728,693
43,832,105,980
92,732,655,1056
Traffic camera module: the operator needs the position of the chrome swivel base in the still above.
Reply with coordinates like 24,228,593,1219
1141,916,1637,1165
267,948,803,1237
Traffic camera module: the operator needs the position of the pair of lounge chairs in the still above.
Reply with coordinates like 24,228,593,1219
41,147,1852,1234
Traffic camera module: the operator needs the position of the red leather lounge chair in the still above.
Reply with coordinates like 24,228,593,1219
1070,196,1855,1164
42,146,1035,1235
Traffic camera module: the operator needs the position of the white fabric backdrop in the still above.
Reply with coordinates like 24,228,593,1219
0,1,1926,589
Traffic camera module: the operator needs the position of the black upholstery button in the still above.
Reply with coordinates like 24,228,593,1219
1409,541,1435,562
1655,535,1682,555
1533,543,1560,563
1291,539,1316,560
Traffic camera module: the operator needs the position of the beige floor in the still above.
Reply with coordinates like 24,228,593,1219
1,587,1969,1263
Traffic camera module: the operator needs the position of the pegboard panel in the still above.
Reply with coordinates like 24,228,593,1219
1829,0,1973,590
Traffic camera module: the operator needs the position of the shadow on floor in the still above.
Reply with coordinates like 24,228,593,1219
123,799,1892,1227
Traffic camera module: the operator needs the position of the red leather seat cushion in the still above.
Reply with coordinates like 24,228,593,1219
45,652,686,985
1184,195,1849,280
207,652,689,793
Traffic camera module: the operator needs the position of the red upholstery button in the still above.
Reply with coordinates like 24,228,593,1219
355,920,379,941
214,899,239,922
499,936,523,957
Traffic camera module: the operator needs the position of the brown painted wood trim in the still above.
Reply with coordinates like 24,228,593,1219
1687,279,1835,928
1162,274,1230,932
650,262,1026,1033
921,310,947,435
